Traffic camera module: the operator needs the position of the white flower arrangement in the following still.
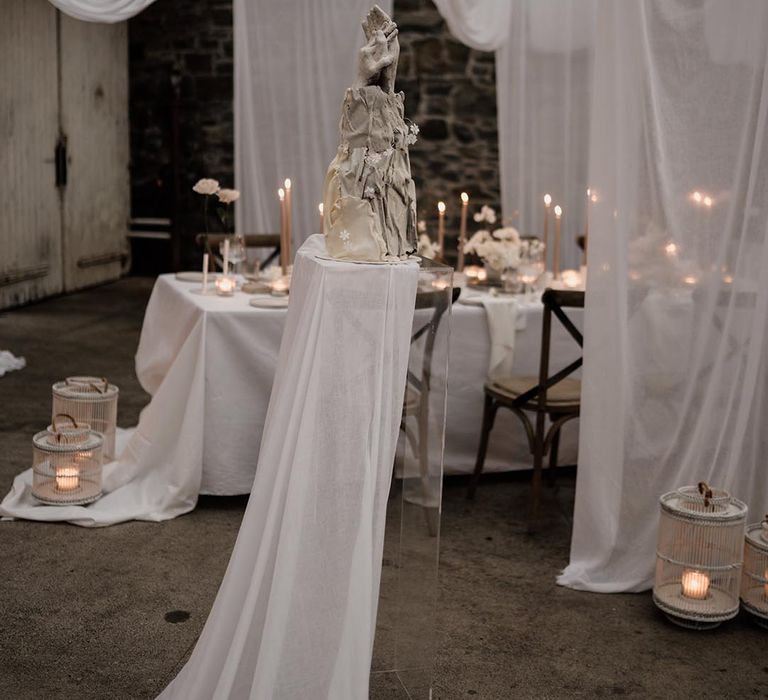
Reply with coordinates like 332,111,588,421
216,188,240,204
417,233,440,259
193,178,220,195
464,226,523,271
473,205,497,225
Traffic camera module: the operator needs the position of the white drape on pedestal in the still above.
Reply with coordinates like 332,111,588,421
47,0,156,22
157,235,418,699
560,0,768,592
234,0,392,251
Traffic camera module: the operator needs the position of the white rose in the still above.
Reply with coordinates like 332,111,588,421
193,178,220,195
492,226,520,243
217,188,240,204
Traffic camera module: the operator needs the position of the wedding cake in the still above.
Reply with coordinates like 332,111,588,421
322,5,418,262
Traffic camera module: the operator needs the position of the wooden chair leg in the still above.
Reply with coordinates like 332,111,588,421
528,410,548,534
547,422,561,488
466,394,498,499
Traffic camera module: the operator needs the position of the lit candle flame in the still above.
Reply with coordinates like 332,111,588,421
318,202,323,215
278,187,285,201
691,191,702,203
284,178,291,190
665,241,678,256
703,195,713,208
554,205,562,218
437,201,446,213
544,193,552,207
461,192,469,204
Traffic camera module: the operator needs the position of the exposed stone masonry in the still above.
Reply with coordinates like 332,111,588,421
128,0,499,267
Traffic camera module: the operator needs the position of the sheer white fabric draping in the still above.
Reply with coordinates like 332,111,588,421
431,0,594,271
234,0,392,250
560,0,768,592
431,0,512,51
47,0,156,22
497,0,595,272
157,235,418,700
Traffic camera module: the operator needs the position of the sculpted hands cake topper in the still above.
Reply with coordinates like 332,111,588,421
322,5,418,262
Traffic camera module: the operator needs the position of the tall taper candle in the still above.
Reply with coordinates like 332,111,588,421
223,237,230,276
543,193,552,272
202,253,209,293
554,205,562,280
284,178,293,267
278,187,287,274
437,201,446,256
458,192,469,272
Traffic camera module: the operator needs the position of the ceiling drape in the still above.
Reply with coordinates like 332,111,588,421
48,0,156,22
559,0,768,592
430,0,512,51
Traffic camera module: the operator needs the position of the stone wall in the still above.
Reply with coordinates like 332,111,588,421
128,0,499,267
129,0,234,269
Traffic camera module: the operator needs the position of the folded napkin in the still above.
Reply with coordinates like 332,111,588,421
480,296,527,379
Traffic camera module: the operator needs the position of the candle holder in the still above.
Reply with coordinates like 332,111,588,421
653,483,747,629
31,414,103,506
270,276,290,297
741,520,768,628
215,274,237,297
52,376,119,461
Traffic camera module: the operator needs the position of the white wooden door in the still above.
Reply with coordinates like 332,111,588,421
60,14,129,291
0,0,63,308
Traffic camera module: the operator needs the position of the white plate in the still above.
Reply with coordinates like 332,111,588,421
249,295,289,309
176,271,207,282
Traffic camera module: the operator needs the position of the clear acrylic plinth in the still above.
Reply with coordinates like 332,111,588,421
372,258,452,699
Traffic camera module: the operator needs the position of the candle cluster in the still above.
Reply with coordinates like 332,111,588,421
423,193,468,266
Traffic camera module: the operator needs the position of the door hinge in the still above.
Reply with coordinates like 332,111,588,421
55,134,68,188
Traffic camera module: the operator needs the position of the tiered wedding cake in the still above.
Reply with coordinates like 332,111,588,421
322,5,418,262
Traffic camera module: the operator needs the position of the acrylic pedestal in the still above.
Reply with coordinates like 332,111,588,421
373,258,452,699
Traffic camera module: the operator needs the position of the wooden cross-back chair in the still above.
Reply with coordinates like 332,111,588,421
194,233,281,268
401,283,460,536
467,288,585,532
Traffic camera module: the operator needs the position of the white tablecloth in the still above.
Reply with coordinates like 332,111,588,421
134,274,581,496
158,234,418,699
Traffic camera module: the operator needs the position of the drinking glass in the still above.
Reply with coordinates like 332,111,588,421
518,245,545,295
223,234,247,275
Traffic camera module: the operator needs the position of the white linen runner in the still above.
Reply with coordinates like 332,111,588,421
156,235,418,699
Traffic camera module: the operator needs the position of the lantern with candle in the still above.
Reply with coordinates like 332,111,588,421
653,483,747,629
52,376,119,461
31,414,104,505
741,519,768,627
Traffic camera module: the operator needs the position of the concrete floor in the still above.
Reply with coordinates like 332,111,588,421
0,278,766,700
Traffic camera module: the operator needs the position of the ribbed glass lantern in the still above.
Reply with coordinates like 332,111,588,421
52,376,119,460
31,414,103,506
653,483,747,629
741,520,768,628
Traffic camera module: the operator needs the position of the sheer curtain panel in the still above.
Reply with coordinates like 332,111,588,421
234,0,391,249
560,0,768,592
497,0,595,272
